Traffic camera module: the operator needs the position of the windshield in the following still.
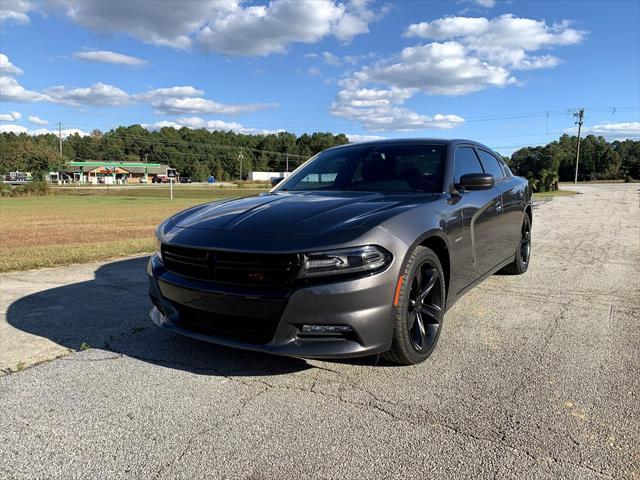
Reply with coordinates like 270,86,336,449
277,144,446,193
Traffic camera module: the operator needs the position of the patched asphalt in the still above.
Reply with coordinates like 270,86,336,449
1,183,638,479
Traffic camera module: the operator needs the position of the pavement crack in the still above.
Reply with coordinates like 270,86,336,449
152,386,270,479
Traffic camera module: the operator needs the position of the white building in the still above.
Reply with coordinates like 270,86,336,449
248,171,292,182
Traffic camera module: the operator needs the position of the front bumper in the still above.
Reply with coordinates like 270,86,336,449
147,249,404,359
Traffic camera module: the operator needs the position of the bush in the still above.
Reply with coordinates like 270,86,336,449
0,182,13,197
0,180,52,197
22,180,52,196
625,175,635,183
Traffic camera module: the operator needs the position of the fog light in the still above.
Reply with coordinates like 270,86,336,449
301,325,353,334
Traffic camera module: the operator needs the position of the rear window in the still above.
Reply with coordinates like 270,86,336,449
477,149,504,181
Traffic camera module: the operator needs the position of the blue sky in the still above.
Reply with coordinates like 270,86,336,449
1,0,638,155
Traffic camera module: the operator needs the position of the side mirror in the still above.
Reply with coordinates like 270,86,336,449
456,173,494,191
270,177,284,187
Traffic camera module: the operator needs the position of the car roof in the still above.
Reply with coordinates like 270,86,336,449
328,138,496,153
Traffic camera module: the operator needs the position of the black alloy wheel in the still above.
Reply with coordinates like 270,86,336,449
520,215,532,267
384,246,446,365
407,262,443,353
502,214,532,275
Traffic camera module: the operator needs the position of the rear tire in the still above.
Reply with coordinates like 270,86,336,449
383,246,446,365
502,214,532,275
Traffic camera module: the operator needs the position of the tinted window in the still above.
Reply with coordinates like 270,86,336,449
501,161,513,177
453,147,484,184
477,150,504,180
281,144,446,193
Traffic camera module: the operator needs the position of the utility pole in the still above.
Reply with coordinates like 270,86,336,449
573,109,584,185
238,150,244,181
58,122,62,158
285,152,289,173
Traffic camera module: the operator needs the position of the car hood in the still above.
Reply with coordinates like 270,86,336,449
173,191,439,235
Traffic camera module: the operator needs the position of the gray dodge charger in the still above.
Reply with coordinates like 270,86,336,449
148,139,532,365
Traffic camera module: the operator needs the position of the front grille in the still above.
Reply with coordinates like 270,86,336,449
174,304,281,344
161,244,300,287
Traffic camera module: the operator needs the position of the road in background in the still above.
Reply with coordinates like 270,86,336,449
1,184,638,479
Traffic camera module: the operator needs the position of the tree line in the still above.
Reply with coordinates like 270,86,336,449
1,126,638,189
0,125,349,181
509,134,639,191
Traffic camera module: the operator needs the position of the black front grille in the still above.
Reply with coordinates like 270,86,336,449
174,304,280,344
162,244,300,287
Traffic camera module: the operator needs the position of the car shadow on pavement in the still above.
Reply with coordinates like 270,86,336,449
6,256,315,377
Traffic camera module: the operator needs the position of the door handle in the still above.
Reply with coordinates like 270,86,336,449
496,202,503,212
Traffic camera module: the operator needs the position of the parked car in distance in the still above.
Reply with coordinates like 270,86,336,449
179,177,192,183
270,177,284,187
148,139,533,364
152,175,168,184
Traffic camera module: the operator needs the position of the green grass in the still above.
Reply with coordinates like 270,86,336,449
52,184,268,198
533,189,578,199
0,191,255,272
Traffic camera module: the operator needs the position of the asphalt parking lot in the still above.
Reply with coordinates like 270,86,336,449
1,183,638,479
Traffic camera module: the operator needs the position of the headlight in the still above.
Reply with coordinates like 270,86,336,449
299,245,391,278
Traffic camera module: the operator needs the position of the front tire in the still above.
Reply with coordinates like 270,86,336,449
383,246,446,365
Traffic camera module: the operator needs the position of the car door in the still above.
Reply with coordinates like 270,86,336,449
476,149,521,262
452,146,504,289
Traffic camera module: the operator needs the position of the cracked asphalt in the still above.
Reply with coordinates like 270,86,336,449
1,183,639,479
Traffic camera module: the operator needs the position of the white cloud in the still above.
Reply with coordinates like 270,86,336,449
0,63,271,115
307,66,321,76
44,83,131,107
32,127,89,137
143,116,280,135
405,14,586,70
331,0,378,42
0,76,49,102
331,82,465,132
363,42,515,96
347,134,386,143
198,0,347,56
46,0,216,49
564,122,640,140
133,86,204,102
319,51,373,66
0,110,21,121
322,51,342,66
0,0,34,24
73,50,148,67
474,0,496,7
0,53,24,75
330,14,585,131
28,115,48,125
39,0,381,56
151,97,276,115
0,123,28,134
0,123,87,137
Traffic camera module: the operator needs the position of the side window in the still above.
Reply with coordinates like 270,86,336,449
501,161,512,178
453,147,484,184
477,150,504,181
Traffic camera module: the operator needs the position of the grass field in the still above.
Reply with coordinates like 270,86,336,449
532,189,578,198
0,188,262,272
0,185,577,272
